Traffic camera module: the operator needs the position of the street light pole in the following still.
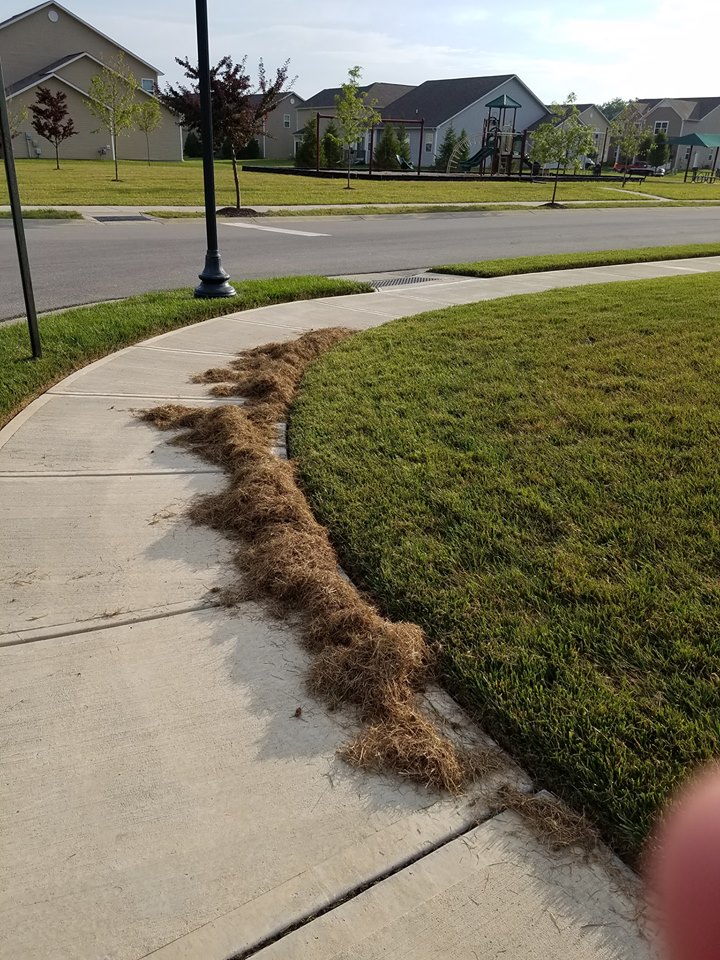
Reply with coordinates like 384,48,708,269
194,0,235,298
0,57,42,357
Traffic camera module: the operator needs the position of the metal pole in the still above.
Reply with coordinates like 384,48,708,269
194,0,235,298
315,112,320,173
683,147,692,183
0,58,41,358
368,125,374,177
417,119,423,176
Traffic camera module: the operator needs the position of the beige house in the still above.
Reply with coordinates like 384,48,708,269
1,1,183,162
637,98,720,170
250,90,305,159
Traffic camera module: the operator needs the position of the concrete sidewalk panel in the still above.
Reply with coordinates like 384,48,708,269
48,345,227,399
252,811,651,960
0,395,224,475
0,607,483,960
143,314,301,355
0,472,229,636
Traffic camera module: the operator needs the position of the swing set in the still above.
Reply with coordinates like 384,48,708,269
314,112,426,176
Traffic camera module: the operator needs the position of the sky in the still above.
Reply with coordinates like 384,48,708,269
4,0,719,105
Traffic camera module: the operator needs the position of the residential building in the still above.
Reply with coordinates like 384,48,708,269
295,82,415,159
637,98,720,169
541,103,612,162
249,90,305,159
382,75,549,166
0,1,183,162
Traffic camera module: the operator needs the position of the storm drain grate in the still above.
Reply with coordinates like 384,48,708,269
93,215,153,222
371,276,436,289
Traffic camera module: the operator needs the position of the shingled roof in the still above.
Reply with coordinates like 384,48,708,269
6,52,84,95
381,75,515,126
639,97,720,121
302,82,415,111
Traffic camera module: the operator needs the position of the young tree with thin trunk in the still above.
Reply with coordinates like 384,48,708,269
135,98,161,164
611,101,648,186
161,56,292,210
334,66,380,189
85,55,139,181
29,86,76,169
530,94,594,205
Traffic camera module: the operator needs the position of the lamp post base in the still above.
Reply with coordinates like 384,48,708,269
194,252,236,299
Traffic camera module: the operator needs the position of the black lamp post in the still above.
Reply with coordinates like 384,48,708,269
0,57,42,357
194,0,235,298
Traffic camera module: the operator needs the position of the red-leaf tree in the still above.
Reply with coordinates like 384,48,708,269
29,86,77,169
160,56,293,209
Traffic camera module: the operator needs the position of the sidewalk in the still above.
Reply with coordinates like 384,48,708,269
4,260,710,959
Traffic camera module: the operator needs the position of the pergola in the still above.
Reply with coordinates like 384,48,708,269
668,132,720,181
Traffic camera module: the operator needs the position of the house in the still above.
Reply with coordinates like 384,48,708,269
295,82,415,159
0,1,182,161
249,90,305,160
637,98,720,169
541,103,612,163
380,75,549,166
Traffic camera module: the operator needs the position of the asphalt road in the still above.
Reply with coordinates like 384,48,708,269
2,206,720,319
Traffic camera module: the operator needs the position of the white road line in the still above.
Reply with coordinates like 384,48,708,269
220,221,331,237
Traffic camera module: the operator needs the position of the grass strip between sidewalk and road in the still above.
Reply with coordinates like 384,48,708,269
0,275,371,429
433,243,720,277
0,208,82,219
290,272,720,862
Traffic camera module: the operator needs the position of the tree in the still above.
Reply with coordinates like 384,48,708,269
636,131,653,161
436,126,458,171
161,55,292,210
374,124,400,170
611,101,647,185
397,125,411,165
322,120,343,167
28,86,77,169
295,117,325,168
135,97,161,165
456,128,470,163
184,129,202,157
334,66,381,189
530,93,595,205
86,55,139,181
600,98,627,121
0,102,28,156
649,130,670,169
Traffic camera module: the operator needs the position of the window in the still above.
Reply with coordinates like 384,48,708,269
425,142,432,152
654,120,669,134
283,114,290,128
141,78,155,94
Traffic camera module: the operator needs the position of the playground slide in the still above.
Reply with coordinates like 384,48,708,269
458,140,495,171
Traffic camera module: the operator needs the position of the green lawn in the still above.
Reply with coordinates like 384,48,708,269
433,243,720,277
290,273,720,861
0,158,652,206
632,172,720,200
0,276,369,428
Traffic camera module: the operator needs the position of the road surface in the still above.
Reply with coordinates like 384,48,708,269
1,206,719,318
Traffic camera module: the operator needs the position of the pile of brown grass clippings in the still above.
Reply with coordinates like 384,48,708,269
139,327,485,792
493,784,601,853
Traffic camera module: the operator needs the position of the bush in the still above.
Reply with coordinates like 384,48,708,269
374,124,401,170
295,118,325,168
184,130,203,158
322,120,344,167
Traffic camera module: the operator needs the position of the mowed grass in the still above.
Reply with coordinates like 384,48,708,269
0,275,369,428
0,208,82,219
290,273,720,860
633,172,720,199
433,243,720,276
0,158,646,206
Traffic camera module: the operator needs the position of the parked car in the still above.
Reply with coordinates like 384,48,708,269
613,161,664,176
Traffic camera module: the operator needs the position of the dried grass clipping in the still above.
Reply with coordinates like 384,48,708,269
139,326,479,792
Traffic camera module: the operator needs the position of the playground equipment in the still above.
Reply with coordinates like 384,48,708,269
446,94,532,177
314,112,425,176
